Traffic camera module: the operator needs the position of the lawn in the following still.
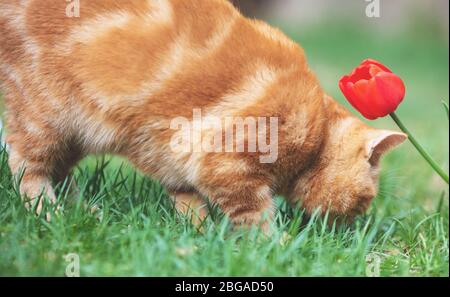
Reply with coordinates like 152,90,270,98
0,20,448,276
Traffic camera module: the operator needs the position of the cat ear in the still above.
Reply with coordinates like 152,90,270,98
366,130,407,166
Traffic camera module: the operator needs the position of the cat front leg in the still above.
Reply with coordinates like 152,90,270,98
198,180,274,235
169,191,209,226
7,143,57,216
5,117,80,218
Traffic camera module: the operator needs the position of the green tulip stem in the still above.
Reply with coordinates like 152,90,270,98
390,112,449,184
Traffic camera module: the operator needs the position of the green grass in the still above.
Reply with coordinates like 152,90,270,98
0,150,448,276
0,20,448,276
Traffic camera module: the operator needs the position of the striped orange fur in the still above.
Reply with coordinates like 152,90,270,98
0,0,406,231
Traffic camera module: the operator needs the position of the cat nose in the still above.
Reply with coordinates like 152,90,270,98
361,193,375,201
361,187,377,201
350,196,373,216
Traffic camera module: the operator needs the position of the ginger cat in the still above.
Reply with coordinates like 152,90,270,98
0,0,406,231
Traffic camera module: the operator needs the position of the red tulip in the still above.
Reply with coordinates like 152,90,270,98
338,59,448,184
339,59,405,120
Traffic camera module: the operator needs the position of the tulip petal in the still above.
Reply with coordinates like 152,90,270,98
348,64,372,83
366,78,392,117
361,59,393,73
368,65,384,78
339,77,361,113
374,72,406,113
344,82,367,115
351,79,379,119
339,59,405,120
340,74,379,120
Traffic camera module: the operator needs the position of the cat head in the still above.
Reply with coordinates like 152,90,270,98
288,97,407,220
